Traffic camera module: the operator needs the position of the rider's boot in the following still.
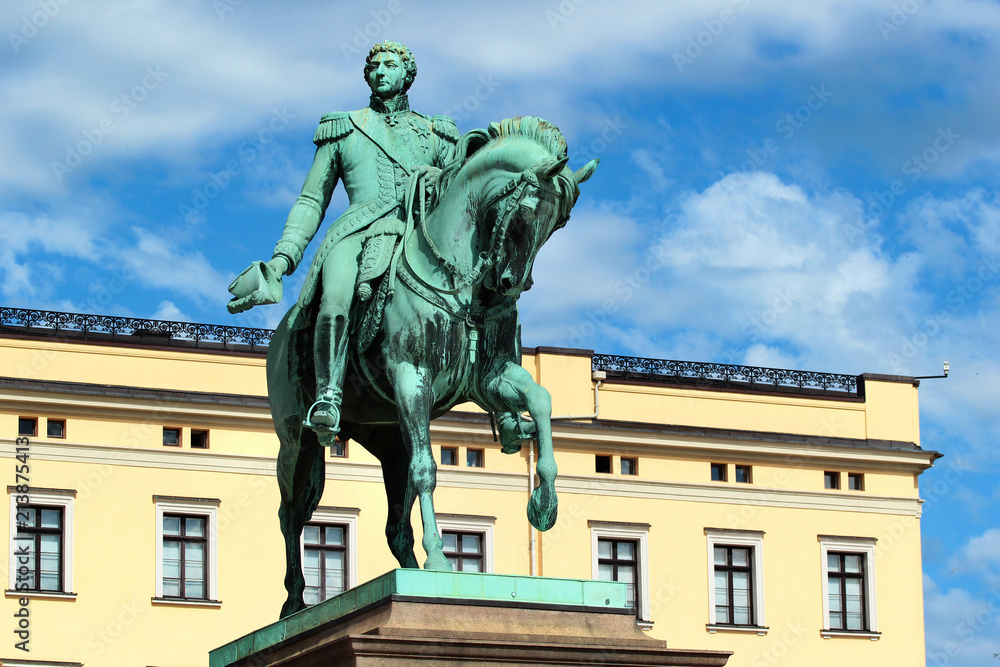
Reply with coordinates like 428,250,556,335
305,312,349,444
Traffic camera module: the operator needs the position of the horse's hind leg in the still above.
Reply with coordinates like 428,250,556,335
365,426,419,568
277,423,326,618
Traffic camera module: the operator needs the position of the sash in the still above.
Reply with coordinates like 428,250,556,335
349,108,422,175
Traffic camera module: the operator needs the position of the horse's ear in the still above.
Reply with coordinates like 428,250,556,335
574,158,599,184
535,156,569,180
459,129,491,161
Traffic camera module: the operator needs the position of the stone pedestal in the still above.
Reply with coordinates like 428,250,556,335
211,570,731,666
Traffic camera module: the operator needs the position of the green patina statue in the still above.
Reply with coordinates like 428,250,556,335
228,41,597,618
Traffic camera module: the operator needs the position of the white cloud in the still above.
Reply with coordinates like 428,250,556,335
923,574,1000,667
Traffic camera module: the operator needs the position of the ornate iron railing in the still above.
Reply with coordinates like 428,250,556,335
592,354,858,395
1,307,857,393
0,306,273,351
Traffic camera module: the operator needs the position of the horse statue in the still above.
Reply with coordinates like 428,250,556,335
266,116,598,618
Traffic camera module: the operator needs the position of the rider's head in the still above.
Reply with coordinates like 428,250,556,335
364,41,417,95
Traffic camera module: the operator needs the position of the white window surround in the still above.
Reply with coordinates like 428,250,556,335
300,506,360,591
7,487,75,596
818,535,880,640
589,520,651,627
436,513,495,573
153,495,220,605
705,527,767,634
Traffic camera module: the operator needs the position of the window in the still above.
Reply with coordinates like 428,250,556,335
598,538,639,612
705,528,766,633
819,535,879,638
7,488,74,596
466,448,484,468
154,496,219,605
441,531,483,572
46,419,65,439
590,520,651,626
440,446,457,466
713,546,754,625
824,471,840,489
162,514,207,599
191,429,209,449
163,427,181,447
735,465,752,484
711,463,727,482
596,455,612,474
328,437,346,458
303,523,347,605
847,473,864,491
621,457,638,475
17,418,37,437
436,514,494,573
301,506,358,602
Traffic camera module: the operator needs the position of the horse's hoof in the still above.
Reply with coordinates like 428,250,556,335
527,487,558,531
423,554,453,571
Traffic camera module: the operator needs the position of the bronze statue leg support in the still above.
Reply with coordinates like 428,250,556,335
390,362,451,571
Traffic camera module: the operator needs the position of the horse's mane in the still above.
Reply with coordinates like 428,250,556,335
436,116,569,196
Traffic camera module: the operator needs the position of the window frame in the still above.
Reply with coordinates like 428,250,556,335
466,448,484,468
620,457,638,476
824,471,841,489
161,513,209,599
589,520,651,626
595,455,612,474
734,465,752,484
45,418,66,439
190,429,210,450
153,496,219,605
711,463,728,482
17,417,37,438
299,506,359,595
162,426,182,447
818,535,880,639
705,528,767,634
440,446,458,466
436,513,494,573
440,529,485,573
7,488,75,597
847,472,864,491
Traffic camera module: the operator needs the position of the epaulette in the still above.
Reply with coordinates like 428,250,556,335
313,112,353,146
431,115,459,144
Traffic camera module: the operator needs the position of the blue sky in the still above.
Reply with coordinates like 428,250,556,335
2,0,998,661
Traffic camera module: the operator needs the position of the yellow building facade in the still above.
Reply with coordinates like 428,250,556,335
0,310,937,666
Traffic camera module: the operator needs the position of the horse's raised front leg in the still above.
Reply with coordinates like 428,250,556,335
489,362,558,531
391,363,451,570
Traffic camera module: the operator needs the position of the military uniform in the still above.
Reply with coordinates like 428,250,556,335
271,94,459,432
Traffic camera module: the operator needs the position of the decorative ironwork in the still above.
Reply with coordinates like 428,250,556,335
1,307,857,393
592,354,858,395
0,307,273,352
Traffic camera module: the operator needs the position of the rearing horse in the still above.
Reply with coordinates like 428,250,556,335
267,117,598,617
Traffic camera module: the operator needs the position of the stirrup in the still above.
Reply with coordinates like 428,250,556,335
303,394,340,443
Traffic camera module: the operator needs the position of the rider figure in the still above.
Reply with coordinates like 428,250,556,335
228,41,459,441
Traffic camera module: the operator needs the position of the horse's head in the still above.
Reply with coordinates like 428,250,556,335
466,117,599,299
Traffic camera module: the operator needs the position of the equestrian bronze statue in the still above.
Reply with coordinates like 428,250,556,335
228,41,598,618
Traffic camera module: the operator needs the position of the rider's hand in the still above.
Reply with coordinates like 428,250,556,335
227,259,285,314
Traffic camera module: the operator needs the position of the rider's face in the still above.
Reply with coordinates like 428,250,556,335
366,52,406,100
